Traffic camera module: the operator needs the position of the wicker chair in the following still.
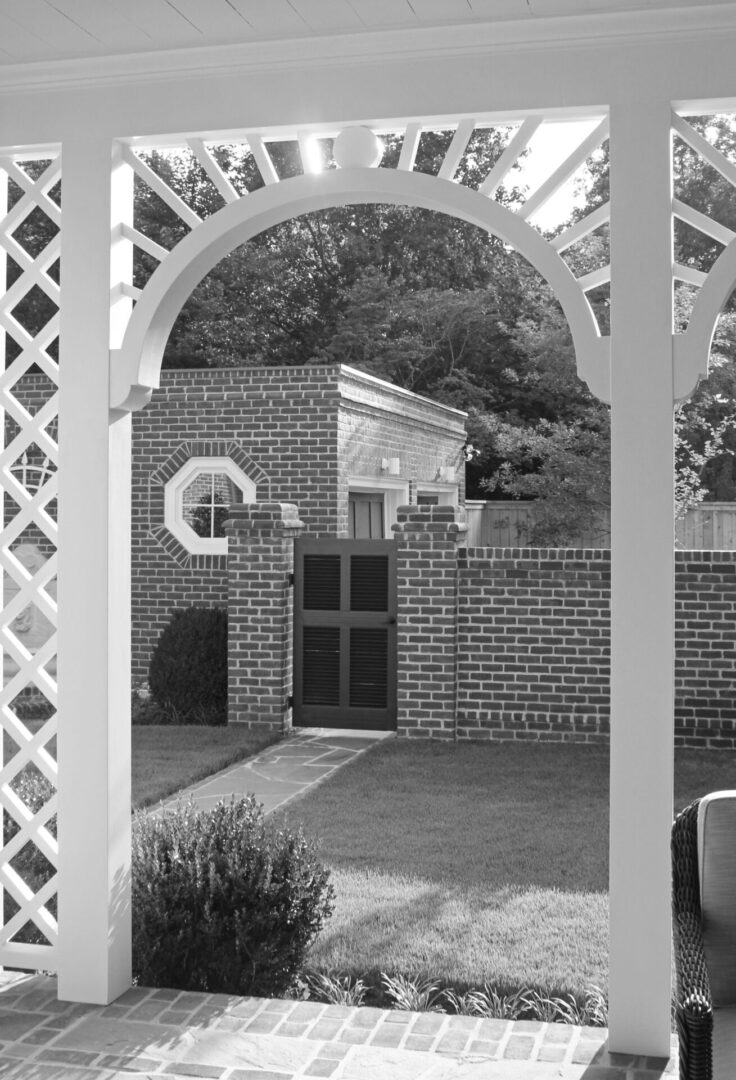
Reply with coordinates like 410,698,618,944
672,793,736,1080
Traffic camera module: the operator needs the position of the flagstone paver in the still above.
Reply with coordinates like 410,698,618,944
158,729,393,815
0,972,677,1080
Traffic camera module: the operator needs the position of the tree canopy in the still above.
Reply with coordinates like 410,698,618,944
8,120,736,539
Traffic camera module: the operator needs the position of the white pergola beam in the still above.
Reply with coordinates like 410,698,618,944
56,138,132,1004
607,100,674,1057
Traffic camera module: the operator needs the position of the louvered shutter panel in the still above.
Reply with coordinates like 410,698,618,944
303,627,340,705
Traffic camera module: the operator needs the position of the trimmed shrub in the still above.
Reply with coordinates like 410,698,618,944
132,796,335,997
148,606,228,725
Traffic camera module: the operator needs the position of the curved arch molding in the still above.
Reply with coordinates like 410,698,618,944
673,238,736,402
110,168,611,415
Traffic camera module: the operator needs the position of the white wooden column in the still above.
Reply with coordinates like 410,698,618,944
56,139,133,1003
608,101,674,1056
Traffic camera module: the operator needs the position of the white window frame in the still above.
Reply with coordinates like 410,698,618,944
347,475,410,537
164,457,256,555
416,481,459,507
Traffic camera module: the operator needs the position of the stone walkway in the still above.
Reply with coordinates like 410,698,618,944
0,973,676,1079
159,729,393,815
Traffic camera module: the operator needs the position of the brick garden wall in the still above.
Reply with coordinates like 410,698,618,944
456,547,612,744
395,507,736,748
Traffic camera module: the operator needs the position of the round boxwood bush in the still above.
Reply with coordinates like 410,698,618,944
148,606,227,724
132,796,335,997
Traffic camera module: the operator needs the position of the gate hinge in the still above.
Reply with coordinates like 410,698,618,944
287,694,294,709
288,572,295,587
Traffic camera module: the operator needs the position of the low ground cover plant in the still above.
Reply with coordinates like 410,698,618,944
132,796,335,997
301,970,609,1025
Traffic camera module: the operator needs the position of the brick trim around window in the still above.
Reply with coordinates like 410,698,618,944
147,441,270,569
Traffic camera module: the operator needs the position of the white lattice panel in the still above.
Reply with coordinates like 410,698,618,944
0,152,60,969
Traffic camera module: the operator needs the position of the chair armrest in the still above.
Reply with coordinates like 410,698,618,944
673,800,713,1080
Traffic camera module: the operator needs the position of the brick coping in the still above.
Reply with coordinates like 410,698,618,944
0,973,677,1078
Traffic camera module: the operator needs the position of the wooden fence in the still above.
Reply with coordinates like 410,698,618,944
464,500,736,549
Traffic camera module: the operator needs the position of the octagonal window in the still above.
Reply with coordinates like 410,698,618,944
164,457,256,555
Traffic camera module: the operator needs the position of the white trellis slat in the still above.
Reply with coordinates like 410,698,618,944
398,122,422,171
551,201,610,253
0,711,57,781
0,790,58,867
0,152,60,961
438,118,476,181
672,114,736,190
519,117,609,221
577,264,611,292
674,263,708,287
0,391,60,466
672,196,736,247
116,223,168,265
0,232,60,300
111,282,142,302
478,116,543,197
246,134,280,186
0,316,59,384
0,402,60,475
0,864,57,939
120,145,201,230
0,158,62,232
188,137,241,203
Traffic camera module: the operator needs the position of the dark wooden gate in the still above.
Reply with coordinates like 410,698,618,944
293,538,397,730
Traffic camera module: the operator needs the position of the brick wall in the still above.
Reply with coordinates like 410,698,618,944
131,365,338,678
675,551,736,748
394,507,736,747
456,547,611,743
226,503,303,731
130,364,464,679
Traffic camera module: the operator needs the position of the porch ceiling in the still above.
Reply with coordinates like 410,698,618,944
0,0,727,70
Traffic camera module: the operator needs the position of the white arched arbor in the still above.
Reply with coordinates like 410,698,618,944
96,131,724,1058
4,5,736,1057
110,167,610,413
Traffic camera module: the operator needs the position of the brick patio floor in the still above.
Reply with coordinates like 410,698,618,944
0,973,677,1080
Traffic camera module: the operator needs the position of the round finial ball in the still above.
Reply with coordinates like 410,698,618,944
333,126,383,169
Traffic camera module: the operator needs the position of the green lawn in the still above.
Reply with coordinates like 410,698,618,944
131,725,279,808
6,723,278,809
273,739,736,999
